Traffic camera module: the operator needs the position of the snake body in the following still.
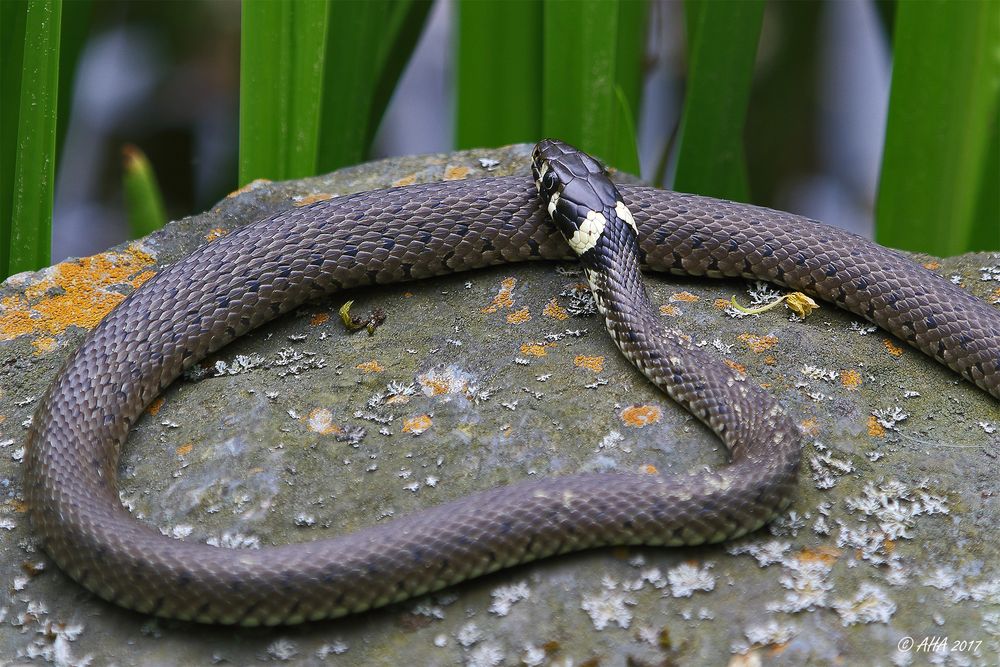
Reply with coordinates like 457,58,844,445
25,141,999,625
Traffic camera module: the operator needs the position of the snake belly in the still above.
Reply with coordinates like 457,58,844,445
25,142,1000,625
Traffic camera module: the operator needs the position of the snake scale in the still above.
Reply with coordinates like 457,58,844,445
25,140,1000,625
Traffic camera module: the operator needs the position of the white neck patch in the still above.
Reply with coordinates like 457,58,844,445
567,209,607,255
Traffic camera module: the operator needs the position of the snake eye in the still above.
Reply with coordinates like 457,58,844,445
541,169,558,192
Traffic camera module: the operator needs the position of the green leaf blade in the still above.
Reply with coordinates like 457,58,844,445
455,0,542,149
673,0,764,202
541,0,645,174
122,145,168,240
1,0,28,277
239,0,330,185
9,0,61,277
876,0,1000,254
318,0,432,173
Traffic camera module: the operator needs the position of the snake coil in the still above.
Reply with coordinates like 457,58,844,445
25,140,1000,625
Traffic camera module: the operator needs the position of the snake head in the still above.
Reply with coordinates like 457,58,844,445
532,139,638,263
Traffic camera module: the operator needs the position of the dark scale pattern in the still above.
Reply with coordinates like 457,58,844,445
25,141,1000,625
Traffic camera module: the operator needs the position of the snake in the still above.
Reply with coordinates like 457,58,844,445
24,139,999,625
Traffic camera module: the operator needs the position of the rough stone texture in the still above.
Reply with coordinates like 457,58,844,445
1,144,998,666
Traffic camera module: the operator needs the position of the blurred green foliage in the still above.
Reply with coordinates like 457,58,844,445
876,0,999,254
122,144,168,240
1,0,997,281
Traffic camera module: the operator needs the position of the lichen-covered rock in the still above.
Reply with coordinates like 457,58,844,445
1,145,998,666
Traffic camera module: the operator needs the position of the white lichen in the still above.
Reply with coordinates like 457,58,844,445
266,638,298,661
767,559,833,613
727,540,791,566
581,582,635,630
667,562,716,597
831,582,896,626
488,581,530,616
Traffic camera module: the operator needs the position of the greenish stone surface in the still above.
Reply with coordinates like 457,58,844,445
0,145,997,666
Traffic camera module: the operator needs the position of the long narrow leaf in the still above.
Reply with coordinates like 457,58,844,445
612,85,640,176
673,0,764,202
970,113,999,249
317,0,431,172
614,0,647,132
542,0,645,173
239,0,330,185
122,145,167,240
876,0,999,254
455,0,542,149
9,0,61,277
1,0,28,277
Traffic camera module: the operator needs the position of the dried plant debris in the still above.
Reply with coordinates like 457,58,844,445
338,300,387,335
726,281,816,320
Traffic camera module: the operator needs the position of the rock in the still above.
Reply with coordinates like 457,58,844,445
1,144,998,666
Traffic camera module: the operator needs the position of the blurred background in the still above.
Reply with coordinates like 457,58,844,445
2,0,997,277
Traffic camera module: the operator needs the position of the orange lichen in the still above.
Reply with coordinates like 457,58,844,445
356,360,385,373
799,418,819,435
482,277,516,313
205,228,228,241
867,415,886,437
31,336,58,355
670,291,699,302
543,298,568,320
990,287,1000,305
175,442,194,457
520,342,555,357
0,246,157,342
713,298,731,310
4,499,28,513
506,307,531,324
659,304,680,316
738,333,778,353
641,464,659,474
724,359,747,374
763,355,777,366
418,369,463,396
574,355,605,372
840,369,862,390
443,165,470,181
392,174,417,187
294,193,334,207
147,397,165,416
310,312,330,326
403,291,414,298
403,414,432,434
922,260,941,271
883,339,903,357
306,408,342,435
421,378,451,396
795,546,840,565
621,404,662,427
